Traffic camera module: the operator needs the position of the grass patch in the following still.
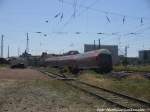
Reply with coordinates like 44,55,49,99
113,65,150,73
111,77,150,101
0,79,114,112
0,64,9,68
79,70,150,102
45,67,61,74
32,79,117,109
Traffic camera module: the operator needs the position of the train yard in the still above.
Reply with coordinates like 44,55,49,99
0,0,150,111
0,49,150,111
0,65,149,111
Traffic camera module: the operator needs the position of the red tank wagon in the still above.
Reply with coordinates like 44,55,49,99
44,49,112,73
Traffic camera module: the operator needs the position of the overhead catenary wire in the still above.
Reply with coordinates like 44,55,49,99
58,0,150,20
54,0,150,37
123,25,150,36
73,0,78,18
55,0,150,35
123,16,126,24
140,17,143,25
134,26,150,34
44,0,150,37
57,0,99,31
60,0,64,21
106,14,111,23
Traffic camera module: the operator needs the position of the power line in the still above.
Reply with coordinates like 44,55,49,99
57,0,99,31
73,0,78,18
123,25,150,36
56,0,150,34
134,26,150,34
58,0,150,20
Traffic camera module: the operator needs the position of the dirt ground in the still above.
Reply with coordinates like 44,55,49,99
0,68,112,112
0,68,49,80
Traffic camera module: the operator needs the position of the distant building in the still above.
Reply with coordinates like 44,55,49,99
139,50,150,64
119,55,139,65
84,44,119,65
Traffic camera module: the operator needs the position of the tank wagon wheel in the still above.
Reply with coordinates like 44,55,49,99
94,69,103,74
68,66,80,74
59,66,79,74
95,67,112,74
59,66,70,73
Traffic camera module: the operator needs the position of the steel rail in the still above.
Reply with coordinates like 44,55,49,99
66,82,129,109
76,80,150,107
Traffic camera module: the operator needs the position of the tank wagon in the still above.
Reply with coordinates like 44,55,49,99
44,49,112,73
10,57,27,69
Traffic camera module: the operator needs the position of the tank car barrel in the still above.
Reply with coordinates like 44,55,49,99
44,49,112,73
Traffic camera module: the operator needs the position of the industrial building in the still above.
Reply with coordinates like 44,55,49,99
84,44,119,65
139,50,150,64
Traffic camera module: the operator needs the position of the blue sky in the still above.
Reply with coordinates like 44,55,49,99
0,0,150,57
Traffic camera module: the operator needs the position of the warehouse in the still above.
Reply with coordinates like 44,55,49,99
139,50,150,64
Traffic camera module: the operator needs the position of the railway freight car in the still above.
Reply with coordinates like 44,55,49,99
43,49,112,73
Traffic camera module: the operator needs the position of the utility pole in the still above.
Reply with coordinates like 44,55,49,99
18,47,20,57
124,45,129,67
1,35,4,58
94,40,96,50
125,46,129,57
98,38,101,49
26,33,29,53
7,45,9,58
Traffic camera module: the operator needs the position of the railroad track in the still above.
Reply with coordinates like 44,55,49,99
111,71,150,79
39,69,150,110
